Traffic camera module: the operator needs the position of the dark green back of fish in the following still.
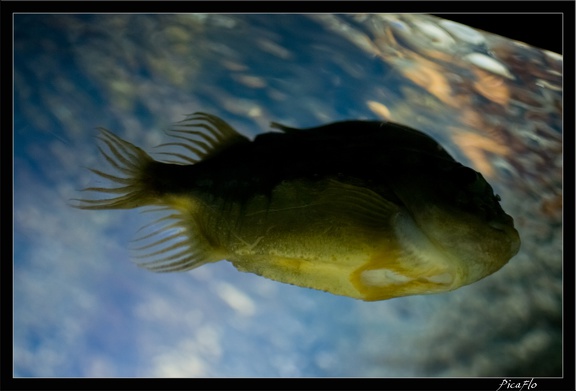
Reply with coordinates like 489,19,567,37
161,120,457,207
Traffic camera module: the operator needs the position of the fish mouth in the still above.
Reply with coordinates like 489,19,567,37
488,220,508,232
486,214,521,256
493,219,521,256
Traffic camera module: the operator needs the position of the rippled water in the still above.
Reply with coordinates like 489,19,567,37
14,14,562,378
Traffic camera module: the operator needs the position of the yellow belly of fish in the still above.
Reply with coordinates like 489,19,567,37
227,232,461,301
194,179,466,301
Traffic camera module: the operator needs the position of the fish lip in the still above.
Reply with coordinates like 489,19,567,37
487,211,516,230
488,217,521,257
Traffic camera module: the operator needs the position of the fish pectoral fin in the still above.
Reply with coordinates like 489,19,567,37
316,179,400,230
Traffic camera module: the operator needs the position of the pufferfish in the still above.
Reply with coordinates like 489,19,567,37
74,112,520,301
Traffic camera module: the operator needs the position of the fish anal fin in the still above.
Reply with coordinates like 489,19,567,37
129,206,223,272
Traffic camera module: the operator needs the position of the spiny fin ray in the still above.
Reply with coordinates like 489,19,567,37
270,122,301,134
160,112,250,163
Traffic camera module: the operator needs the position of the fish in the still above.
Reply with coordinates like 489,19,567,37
73,112,520,301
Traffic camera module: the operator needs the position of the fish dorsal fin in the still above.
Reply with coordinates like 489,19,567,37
157,112,250,164
270,122,301,134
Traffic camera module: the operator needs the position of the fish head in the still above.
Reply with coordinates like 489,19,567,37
390,160,521,288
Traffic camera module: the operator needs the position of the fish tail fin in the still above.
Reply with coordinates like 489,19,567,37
71,117,238,272
71,113,250,272
71,128,160,210
71,128,221,272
